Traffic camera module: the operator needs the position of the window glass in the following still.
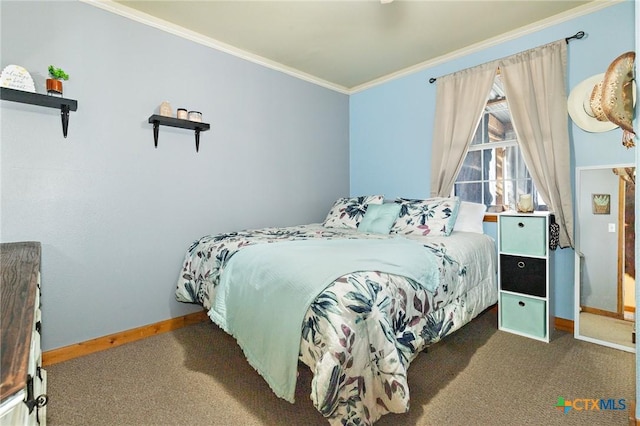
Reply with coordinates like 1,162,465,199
454,74,547,211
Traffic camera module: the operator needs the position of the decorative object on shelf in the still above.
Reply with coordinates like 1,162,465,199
516,194,534,213
592,193,611,215
159,100,172,117
177,108,187,120
46,65,69,96
0,65,35,93
0,87,78,138
188,110,202,122
148,114,210,152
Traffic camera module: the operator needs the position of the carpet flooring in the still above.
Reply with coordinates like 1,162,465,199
46,310,634,425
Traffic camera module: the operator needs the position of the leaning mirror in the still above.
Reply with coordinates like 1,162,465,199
574,164,635,353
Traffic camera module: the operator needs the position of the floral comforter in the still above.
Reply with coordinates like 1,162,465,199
176,224,497,425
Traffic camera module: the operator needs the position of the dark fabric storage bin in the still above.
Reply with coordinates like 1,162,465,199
500,254,546,297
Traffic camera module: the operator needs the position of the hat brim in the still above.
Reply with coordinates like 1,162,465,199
568,73,618,133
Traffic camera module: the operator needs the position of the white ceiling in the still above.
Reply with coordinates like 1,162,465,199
101,0,609,93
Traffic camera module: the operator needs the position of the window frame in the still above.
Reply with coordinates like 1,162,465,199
453,77,545,214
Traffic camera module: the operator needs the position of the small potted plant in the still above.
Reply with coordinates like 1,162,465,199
46,65,69,96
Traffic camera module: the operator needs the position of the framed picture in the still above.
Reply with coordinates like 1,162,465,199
592,193,610,215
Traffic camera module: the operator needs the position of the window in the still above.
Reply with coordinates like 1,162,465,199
454,74,546,211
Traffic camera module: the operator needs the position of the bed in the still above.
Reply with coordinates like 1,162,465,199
175,196,498,425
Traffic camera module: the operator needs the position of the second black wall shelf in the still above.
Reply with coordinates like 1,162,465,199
148,114,210,152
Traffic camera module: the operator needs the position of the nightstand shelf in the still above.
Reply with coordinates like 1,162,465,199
148,114,210,152
498,212,554,342
1,87,78,138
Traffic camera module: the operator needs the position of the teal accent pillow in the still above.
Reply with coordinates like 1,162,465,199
357,203,402,234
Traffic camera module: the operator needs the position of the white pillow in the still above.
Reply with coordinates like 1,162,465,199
453,201,487,234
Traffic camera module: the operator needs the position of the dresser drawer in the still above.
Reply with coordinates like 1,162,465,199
500,255,546,297
500,293,546,339
499,215,547,256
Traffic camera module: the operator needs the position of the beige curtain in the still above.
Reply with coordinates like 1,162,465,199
499,40,574,248
430,62,497,197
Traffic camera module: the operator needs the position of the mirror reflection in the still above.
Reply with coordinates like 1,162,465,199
575,165,635,352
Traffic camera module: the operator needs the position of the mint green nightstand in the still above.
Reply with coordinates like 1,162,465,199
498,212,553,342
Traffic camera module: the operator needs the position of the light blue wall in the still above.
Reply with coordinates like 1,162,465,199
1,1,349,351
350,1,635,321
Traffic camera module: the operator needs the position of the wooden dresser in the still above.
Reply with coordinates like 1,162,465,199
0,242,48,425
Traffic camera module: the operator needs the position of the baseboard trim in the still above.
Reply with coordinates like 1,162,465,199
581,305,622,319
554,317,574,334
629,401,639,426
42,310,209,366
42,309,576,366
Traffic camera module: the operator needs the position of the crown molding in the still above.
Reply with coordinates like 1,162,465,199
82,0,621,96
80,0,351,94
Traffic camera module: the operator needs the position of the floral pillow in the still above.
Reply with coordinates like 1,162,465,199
323,195,384,229
391,197,461,236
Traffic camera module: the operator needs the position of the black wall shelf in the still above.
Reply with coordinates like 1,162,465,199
0,87,78,138
148,114,210,152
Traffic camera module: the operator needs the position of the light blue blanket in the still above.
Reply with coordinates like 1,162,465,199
208,237,439,403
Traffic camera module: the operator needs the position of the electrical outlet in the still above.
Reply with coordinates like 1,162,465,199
608,223,616,233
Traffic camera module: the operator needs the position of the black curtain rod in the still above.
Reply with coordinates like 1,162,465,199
428,30,585,84
565,30,585,43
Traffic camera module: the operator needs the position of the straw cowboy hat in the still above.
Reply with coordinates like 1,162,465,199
567,73,617,132
568,51,636,147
